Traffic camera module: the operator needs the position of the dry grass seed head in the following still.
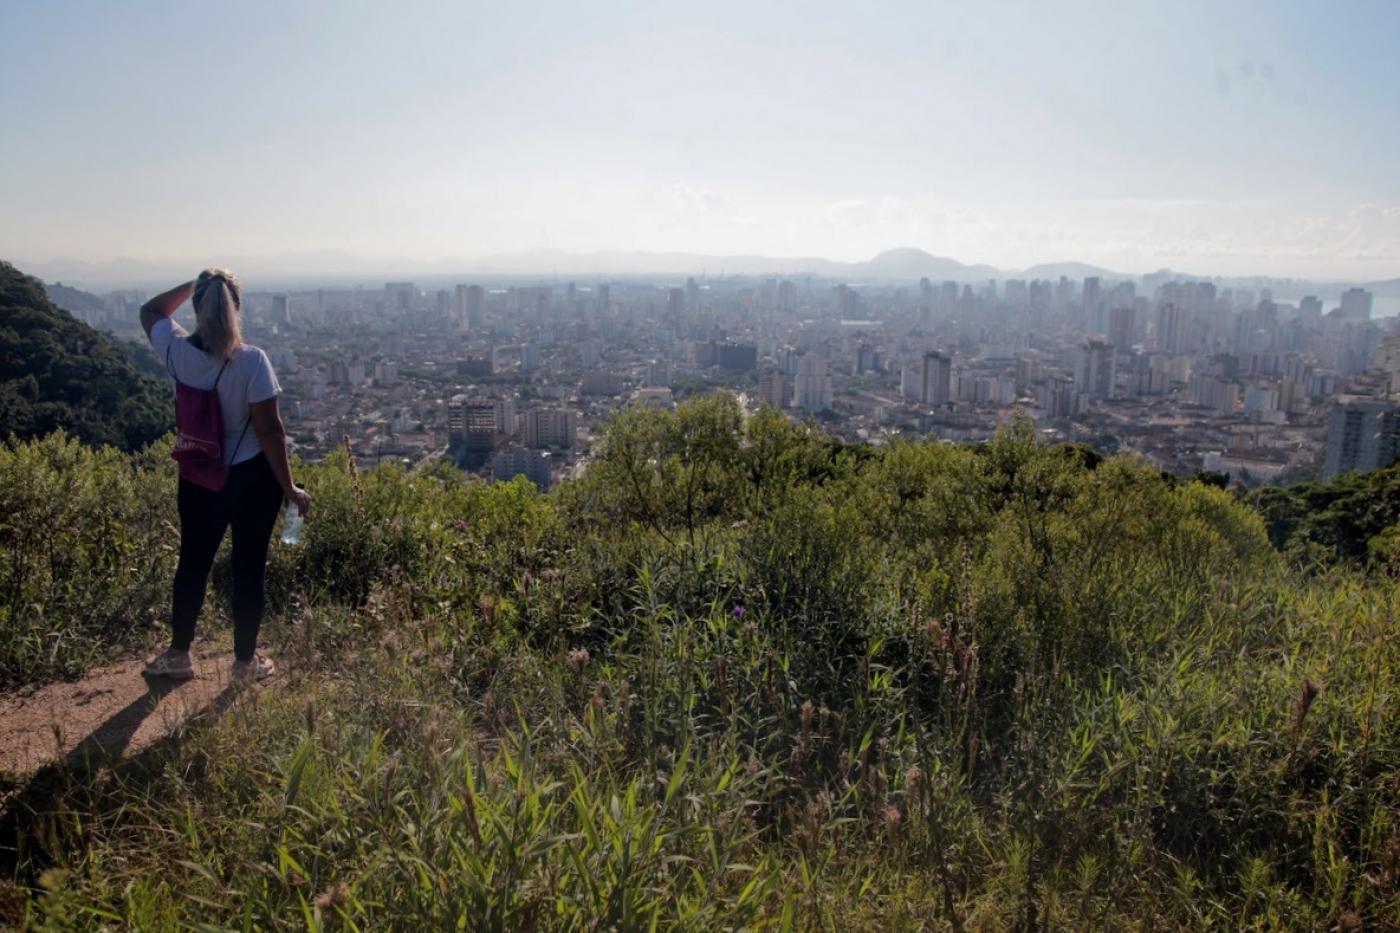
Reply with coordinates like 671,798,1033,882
1290,677,1321,737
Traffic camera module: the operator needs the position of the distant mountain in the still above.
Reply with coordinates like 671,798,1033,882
0,260,170,450
1364,277,1400,298
462,248,850,278
462,246,1005,281
1018,261,1126,280
16,249,1398,292
44,280,106,316
16,256,177,291
853,248,999,281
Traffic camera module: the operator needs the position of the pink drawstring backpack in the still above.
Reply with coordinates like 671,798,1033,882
168,345,249,491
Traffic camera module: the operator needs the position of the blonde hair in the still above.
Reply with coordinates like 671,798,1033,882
192,268,243,361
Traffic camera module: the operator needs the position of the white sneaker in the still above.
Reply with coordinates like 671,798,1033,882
143,648,194,680
231,654,276,683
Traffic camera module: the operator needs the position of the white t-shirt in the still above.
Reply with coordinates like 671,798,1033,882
148,317,281,466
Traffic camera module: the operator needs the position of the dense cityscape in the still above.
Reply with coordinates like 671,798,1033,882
62,259,1400,489
7,0,1400,924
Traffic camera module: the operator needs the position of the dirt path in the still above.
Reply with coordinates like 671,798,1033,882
0,649,248,777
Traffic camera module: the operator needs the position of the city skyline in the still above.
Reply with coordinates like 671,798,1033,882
4,1,1400,280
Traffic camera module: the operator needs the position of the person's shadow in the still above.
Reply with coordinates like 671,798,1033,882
61,675,187,768
0,674,244,881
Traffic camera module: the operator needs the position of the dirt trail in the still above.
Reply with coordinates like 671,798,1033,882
0,649,247,777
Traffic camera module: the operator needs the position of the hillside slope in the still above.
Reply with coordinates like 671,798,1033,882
0,260,169,450
1,403,1397,928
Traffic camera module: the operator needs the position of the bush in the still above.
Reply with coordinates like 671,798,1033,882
4,400,1399,929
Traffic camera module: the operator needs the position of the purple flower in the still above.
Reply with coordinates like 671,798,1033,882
732,604,746,618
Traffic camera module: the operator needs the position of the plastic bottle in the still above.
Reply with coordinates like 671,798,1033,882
280,503,303,545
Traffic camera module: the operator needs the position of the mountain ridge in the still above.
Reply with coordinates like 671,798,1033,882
12,248,1395,292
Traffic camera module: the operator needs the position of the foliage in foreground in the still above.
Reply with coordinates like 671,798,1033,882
2,398,1398,929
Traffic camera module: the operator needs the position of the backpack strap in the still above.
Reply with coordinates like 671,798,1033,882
165,338,230,390
228,415,253,467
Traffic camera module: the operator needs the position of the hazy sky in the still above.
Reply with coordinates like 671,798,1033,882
3,0,1399,279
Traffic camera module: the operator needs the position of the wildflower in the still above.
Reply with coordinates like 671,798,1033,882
905,765,924,793
732,604,747,619
880,804,902,834
567,647,590,674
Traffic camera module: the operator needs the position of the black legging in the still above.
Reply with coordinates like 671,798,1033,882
170,453,283,661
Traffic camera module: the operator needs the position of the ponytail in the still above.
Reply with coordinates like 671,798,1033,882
192,268,243,361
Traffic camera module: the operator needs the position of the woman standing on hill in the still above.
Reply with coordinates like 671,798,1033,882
138,269,311,682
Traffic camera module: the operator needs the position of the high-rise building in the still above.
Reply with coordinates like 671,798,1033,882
1082,277,1102,321
1075,338,1116,399
385,282,416,311
666,288,685,317
717,343,758,372
522,408,577,449
1299,295,1323,324
1323,399,1400,479
833,283,850,316
940,281,959,311
1376,335,1400,395
1187,374,1240,415
1041,375,1083,419
777,279,796,312
686,277,701,312
1339,288,1373,322
330,360,365,385
466,284,485,327
857,343,881,374
493,397,517,436
451,397,500,453
757,371,789,409
581,370,624,396
1242,381,1281,416
1004,279,1029,307
579,338,602,368
272,294,291,327
795,353,833,412
919,351,953,406
1156,303,1189,354
1108,306,1135,355
491,446,552,490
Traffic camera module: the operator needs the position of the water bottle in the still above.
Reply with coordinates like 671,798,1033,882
280,503,303,545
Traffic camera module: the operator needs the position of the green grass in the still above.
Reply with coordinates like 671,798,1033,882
2,400,1399,929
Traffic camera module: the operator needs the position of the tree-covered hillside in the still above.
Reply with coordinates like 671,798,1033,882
42,280,106,318
0,260,169,450
2,401,1397,928
1249,462,1400,568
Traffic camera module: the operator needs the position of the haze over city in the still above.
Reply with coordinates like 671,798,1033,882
3,0,1400,282
8,3,1400,926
